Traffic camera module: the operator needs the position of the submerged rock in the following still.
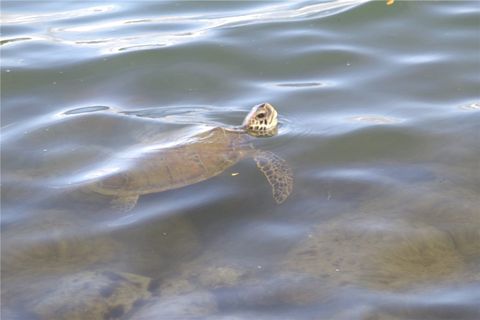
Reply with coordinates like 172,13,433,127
282,215,479,291
2,210,119,278
129,291,217,319
30,270,153,320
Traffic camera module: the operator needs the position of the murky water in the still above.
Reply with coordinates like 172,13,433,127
1,1,479,319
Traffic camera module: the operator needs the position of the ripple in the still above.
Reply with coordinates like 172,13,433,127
276,82,325,88
0,37,32,46
459,102,480,111
395,53,447,65
63,105,112,115
347,115,403,124
1,0,369,56
1,5,117,24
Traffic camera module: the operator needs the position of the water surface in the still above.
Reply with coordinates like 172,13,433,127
2,1,480,319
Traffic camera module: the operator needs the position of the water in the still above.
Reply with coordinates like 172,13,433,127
1,0,479,319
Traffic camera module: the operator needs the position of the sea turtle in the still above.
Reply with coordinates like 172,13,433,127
86,103,293,212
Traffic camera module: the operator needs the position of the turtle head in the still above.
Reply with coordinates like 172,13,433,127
242,103,278,137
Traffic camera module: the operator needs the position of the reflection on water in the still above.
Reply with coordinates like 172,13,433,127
1,0,370,55
460,102,480,111
2,0,480,319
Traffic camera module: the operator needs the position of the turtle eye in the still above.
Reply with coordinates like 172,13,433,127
257,113,265,119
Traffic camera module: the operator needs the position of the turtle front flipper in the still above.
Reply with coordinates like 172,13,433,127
253,151,293,203
110,195,139,212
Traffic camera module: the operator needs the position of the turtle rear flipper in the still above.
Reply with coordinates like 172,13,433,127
254,151,293,203
111,195,139,213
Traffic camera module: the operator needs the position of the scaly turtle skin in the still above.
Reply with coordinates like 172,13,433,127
87,103,293,211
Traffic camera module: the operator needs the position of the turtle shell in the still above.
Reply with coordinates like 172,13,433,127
89,127,251,197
